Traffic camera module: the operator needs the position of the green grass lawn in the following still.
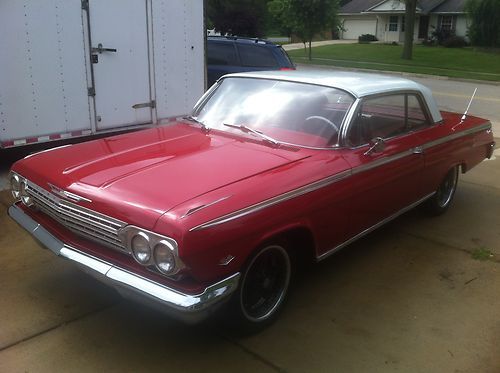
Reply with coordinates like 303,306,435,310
287,44,500,81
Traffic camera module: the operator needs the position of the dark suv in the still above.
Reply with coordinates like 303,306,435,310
207,36,295,88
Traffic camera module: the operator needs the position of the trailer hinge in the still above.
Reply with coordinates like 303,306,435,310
87,87,95,96
132,100,156,109
81,0,89,10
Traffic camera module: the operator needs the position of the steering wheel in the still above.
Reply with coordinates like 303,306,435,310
305,116,339,132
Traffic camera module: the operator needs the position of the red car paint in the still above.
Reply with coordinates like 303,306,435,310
10,69,495,307
12,111,493,294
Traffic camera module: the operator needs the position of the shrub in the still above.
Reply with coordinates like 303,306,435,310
466,0,500,47
431,28,453,45
442,35,468,48
358,34,377,43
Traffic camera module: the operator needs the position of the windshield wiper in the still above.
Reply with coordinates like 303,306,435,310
223,123,280,147
183,115,209,132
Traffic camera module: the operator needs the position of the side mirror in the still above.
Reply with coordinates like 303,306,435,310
364,137,386,156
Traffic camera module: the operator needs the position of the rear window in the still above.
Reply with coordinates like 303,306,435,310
207,42,238,65
237,44,278,67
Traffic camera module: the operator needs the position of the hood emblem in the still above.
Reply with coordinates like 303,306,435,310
48,183,92,203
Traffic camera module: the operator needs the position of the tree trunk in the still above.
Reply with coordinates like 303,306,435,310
402,0,417,60
308,40,312,60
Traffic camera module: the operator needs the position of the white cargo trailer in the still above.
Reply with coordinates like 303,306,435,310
0,0,205,148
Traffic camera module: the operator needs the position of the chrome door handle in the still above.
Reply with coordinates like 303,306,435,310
413,146,424,154
92,43,117,54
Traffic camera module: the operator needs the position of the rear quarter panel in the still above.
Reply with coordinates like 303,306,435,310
418,112,493,195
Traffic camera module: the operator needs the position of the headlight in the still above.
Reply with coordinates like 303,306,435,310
19,180,34,207
154,241,176,274
10,173,21,200
131,232,151,264
119,226,185,276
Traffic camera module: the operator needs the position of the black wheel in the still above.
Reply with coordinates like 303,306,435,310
425,166,459,216
229,243,292,333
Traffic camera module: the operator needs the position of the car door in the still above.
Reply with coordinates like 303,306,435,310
341,93,427,235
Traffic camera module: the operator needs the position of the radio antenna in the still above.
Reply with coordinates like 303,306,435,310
460,88,477,122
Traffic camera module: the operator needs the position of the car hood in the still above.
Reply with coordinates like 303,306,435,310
14,124,308,229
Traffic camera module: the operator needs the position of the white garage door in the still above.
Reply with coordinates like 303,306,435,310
343,19,377,39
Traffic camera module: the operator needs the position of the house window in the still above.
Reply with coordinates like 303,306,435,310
389,16,399,32
440,15,455,32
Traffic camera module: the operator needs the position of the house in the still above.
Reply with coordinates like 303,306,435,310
338,0,468,42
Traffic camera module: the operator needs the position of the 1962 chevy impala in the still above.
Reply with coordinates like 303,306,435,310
8,71,495,331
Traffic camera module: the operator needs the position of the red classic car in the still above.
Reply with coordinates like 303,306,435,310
8,71,495,331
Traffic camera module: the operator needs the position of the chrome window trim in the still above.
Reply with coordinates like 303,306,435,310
190,169,352,231
192,76,356,150
340,90,435,148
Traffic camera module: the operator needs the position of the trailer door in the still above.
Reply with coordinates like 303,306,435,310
87,0,153,130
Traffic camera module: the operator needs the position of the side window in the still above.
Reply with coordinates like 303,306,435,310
237,44,278,67
348,93,431,147
207,42,238,65
348,94,406,146
407,94,430,130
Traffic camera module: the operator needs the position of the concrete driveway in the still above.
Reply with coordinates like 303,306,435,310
1,78,499,372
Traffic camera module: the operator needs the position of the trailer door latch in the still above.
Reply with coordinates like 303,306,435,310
132,100,156,109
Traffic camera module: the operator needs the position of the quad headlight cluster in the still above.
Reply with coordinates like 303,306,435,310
119,226,185,276
10,172,35,207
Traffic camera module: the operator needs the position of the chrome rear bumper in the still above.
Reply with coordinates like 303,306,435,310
8,204,240,324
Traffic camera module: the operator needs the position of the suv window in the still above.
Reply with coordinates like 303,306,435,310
237,44,278,67
347,93,430,147
207,42,238,65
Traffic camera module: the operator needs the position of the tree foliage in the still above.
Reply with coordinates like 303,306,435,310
401,0,417,60
465,0,500,47
268,0,339,60
207,0,269,37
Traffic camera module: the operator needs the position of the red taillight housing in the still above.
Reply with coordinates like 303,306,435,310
279,67,296,71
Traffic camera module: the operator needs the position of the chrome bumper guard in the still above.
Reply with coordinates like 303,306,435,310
8,204,240,324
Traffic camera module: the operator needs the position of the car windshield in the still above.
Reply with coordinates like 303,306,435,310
193,77,355,148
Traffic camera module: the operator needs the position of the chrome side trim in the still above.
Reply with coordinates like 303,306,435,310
8,204,240,324
181,195,232,219
316,192,435,261
192,122,491,232
190,170,352,232
352,148,415,175
422,122,492,150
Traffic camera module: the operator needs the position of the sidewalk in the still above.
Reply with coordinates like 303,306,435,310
282,39,356,51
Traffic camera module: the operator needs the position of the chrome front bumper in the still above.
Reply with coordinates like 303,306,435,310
8,204,240,324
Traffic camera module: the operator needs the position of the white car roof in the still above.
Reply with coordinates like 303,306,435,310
225,70,443,123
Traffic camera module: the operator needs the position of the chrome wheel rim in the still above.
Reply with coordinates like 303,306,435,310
240,245,291,322
436,167,458,208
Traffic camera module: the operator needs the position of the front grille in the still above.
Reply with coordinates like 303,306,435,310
26,181,128,252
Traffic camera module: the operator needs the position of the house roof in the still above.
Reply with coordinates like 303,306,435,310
339,0,465,15
431,0,466,13
340,0,381,14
